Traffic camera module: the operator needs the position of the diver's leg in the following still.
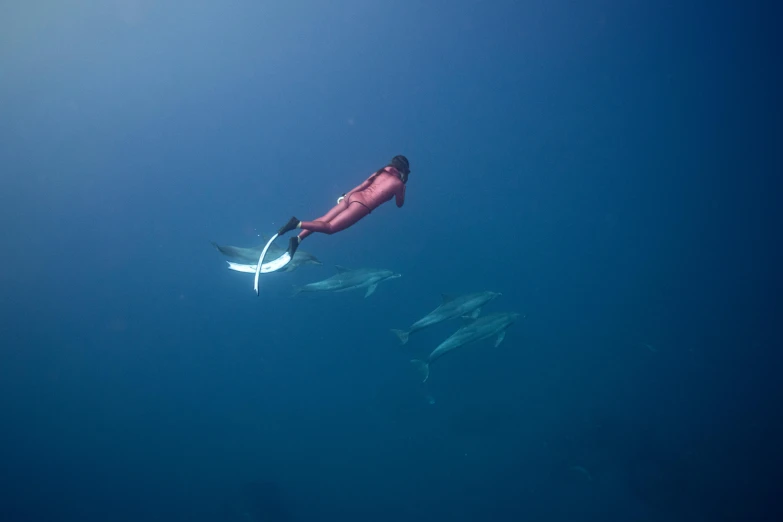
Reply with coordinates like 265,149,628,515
295,199,349,241
286,202,368,257
299,202,369,235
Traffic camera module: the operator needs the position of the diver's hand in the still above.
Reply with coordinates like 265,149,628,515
337,194,345,204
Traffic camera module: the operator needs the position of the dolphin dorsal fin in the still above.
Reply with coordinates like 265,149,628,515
440,293,456,303
335,265,352,273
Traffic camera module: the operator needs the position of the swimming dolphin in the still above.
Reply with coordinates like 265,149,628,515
390,291,502,345
292,266,401,298
211,239,322,272
411,312,522,382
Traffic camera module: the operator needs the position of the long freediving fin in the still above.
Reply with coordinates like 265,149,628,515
229,260,291,274
254,232,294,294
227,262,257,273
254,233,277,295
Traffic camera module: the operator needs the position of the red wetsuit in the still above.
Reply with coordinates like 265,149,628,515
298,166,406,239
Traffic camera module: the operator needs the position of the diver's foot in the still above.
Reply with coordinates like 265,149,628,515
277,216,300,236
287,236,300,258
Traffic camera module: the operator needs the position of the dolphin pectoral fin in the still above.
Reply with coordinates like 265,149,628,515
391,329,410,345
464,308,481,320
411,359,430,383
494,331,506,347
461,315,477,327
364,284,378,298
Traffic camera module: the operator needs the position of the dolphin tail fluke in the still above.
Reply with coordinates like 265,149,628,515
410,359,430,383
391,329,410,345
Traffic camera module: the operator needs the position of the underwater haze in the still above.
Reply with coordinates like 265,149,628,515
1,1,780,521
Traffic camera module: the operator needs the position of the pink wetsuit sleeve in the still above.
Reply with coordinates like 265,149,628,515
395,182,406,207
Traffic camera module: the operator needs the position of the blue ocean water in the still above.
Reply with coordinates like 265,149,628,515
0,1,779,521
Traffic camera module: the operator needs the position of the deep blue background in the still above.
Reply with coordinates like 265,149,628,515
1,1,780,520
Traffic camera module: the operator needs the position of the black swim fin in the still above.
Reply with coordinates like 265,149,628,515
287,236,300,258
277,216,300,236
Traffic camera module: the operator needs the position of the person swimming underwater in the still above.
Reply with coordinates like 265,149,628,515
275,155,410,257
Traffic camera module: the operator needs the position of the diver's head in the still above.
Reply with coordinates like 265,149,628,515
389,155,410,182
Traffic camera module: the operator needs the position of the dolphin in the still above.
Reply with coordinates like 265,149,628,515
390,291,502,345
411,312,522,382
211,239,322,272
292,266,401,298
